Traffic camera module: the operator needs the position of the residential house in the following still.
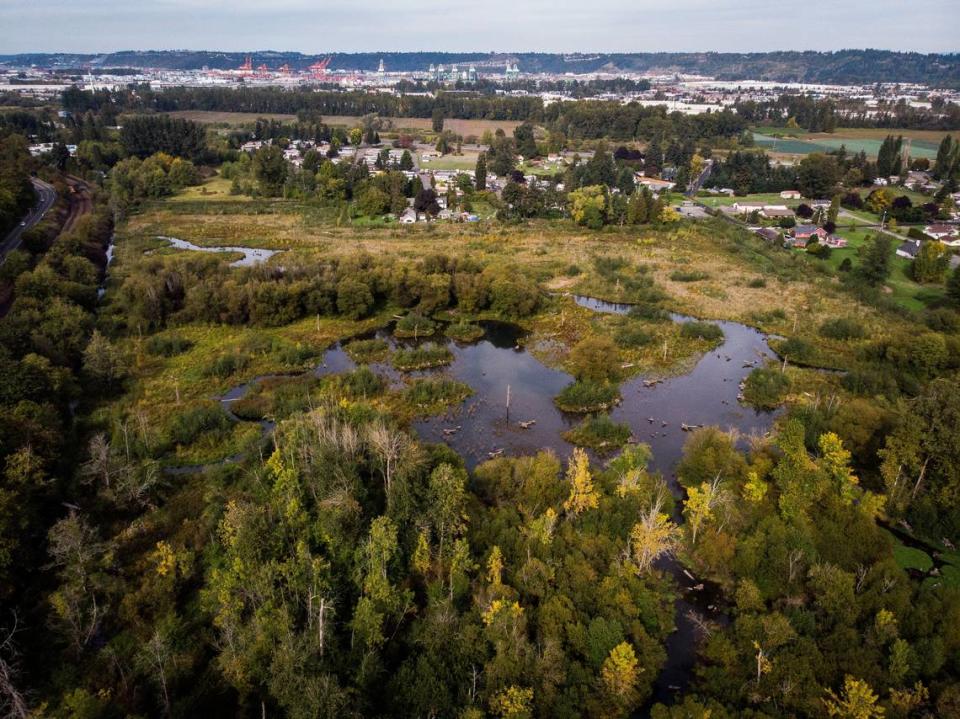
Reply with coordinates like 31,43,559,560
780,190,802,200
925,224,960,246
793,224,828,242
824,234,848,248
635,176,676,192
761,206,794,219
896,240,921,260
755,227,782,243
399,208,417,224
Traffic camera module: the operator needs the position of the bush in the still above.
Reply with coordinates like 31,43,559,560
392,344,453,371
488,272,539,318
743,367,791,410
628,303,670,322
445,321,485,342
336,277,374,319
614,324,653,349
562,414,631,452
778,337,815,362
747,277,767,288
338,366,386,397
395,313,437,338
403,377,472,411
166,403,231,446
680,321,723,342
146,333,194,357
669,270,710,282
345,338,390,363
568,336,621,383
555,381,620,413
205,351,250,378
819,317,865,340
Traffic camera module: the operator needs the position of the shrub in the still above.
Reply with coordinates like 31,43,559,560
445,321,485,342
488,272,540,318
628,303,670,322
403,377,472,411
166,403,231,446
338,366,386,398
819,317,865,341
680,321,723,342
336,277,374,319
345,338,390,363
206,351,250,378
747,277,767,288
146,333,194,357
568,336,620,383
562,414,631,452
395,313,437,338
778,337,815,362
564,264,582,277
669,270,710,282
743,367,791,410
392,344,454,371
614,324,653,349
555,381,620,413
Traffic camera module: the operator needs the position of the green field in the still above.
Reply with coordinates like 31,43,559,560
751,127,946,159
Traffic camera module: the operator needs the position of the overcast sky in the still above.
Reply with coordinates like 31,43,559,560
1,0,957,54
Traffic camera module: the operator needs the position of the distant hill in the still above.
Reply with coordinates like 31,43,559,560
1,50,958,86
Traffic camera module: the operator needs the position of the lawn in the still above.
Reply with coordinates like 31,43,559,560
698,192,801,208
419,152,479,171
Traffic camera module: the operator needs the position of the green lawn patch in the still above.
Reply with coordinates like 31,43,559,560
562,414,631,453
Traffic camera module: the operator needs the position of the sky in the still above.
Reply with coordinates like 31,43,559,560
1,0,957,55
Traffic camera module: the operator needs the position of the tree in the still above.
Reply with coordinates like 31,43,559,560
82,330,126,388
856,235,893,287
513,123,538,159
912,240,948,283
684,475,724,544
600,642,641,714
796,153,840,199
431,108,445,133
823,675,884,719
628,496,681,573
563,448,598,516
336,277,374,319
569,185,608,229
475,152,487,191
948,265,960,305
252,144,287,197
356,186,391,217
399,150,413,171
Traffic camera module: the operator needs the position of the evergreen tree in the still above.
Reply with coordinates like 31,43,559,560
475,152,487,191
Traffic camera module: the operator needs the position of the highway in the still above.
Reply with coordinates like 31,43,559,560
0,177,57,264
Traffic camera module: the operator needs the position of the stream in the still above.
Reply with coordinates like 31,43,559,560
155,235,281,267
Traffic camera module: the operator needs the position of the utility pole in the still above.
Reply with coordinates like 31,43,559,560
506,384,511,421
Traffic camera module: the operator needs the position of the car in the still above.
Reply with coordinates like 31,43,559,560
20,221,26,226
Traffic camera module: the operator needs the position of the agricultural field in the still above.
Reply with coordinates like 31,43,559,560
751,126,951,159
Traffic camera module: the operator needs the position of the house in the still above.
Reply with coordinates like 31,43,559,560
399,208,417,224
925,224,960,246
755,227,782,243
785,235,810,249
896,240,921,260
761,206,794,219
793,224,828,242
780,190,802,200
635,175,676,192
824,234,848,248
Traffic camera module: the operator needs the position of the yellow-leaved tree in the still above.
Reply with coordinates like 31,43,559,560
823,675,885,719
563,448,598,517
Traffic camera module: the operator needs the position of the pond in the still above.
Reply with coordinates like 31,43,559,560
181,294,782,709
156,235,281,267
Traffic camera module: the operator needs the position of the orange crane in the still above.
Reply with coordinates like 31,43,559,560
309,56,333,80
238,56,253,74
256,63,269,77
279,63,291,75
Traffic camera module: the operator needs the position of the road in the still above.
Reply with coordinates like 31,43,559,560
685,159,712,198
0,178,56,264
